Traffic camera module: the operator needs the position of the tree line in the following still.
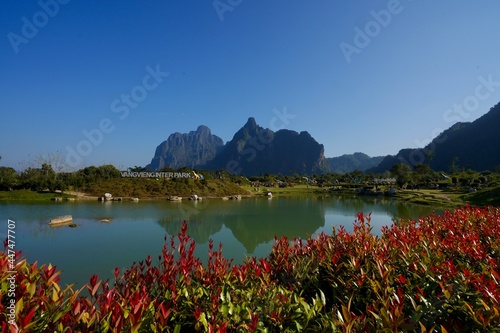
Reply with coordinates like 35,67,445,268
0,161,497,193
0,164,121,192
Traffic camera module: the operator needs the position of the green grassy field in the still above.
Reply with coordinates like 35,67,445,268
0,189,76,200
246,185,482,208
242,184,326,197
80,177,251,198
388,188,464,207
462,185,500,206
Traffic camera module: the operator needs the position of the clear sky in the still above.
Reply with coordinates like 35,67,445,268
1,0,500,170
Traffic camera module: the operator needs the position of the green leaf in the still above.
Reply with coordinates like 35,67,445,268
300,300,311,312
199,312,208,329
100,318,110,332
53,310,65,324
15,298,24,316
221,304,229,317
319,289,326,306
27,282,36,297
369,310,381,321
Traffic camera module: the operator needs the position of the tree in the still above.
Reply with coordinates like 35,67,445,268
78,166,99,185
413,164,432,184
129,166,148,172
96,164,121,179
414,164,431,176
424,150,435,165
35,151,66,173
16,152,70,191
0,167,18,190
390,163,411,188
448,156,460,173
20,165,56,191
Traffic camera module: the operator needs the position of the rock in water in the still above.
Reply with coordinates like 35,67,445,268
49,215,73,227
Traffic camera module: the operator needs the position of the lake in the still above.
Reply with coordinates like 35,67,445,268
0,196,438,288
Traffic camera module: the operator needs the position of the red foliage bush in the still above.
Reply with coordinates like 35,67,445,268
1,205,499,332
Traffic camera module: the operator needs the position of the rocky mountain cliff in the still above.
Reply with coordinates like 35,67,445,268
147,125,224,170
369,102,500,172
204,118,329,175
147,118,329,175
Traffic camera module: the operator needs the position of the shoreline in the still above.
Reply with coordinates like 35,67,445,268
0,187,476,208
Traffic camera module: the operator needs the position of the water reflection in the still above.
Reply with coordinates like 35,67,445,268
0,197,439,287
326,195,438,220
155,196,437,252
157,198,325,252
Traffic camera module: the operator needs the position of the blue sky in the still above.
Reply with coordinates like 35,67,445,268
1,0,500,170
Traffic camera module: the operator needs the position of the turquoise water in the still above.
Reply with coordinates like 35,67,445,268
0,196,438,287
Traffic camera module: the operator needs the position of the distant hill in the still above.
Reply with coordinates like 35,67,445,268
147,118,329,176
326,153,384,173
147,125,224,170
369,102,500,173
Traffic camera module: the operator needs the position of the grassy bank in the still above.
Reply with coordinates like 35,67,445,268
245,184,470,208
388,188,465,207
80,177,251,198
1,181,498,208
462,185,500,206
0,189,76,201
242,184,326,197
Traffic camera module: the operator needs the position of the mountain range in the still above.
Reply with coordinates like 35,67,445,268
147,118,329,175
326,153,384,174
147,101,500,175
203,117,329,175
369,101,500,173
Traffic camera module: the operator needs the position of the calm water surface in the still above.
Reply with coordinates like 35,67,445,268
0,196,439,287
